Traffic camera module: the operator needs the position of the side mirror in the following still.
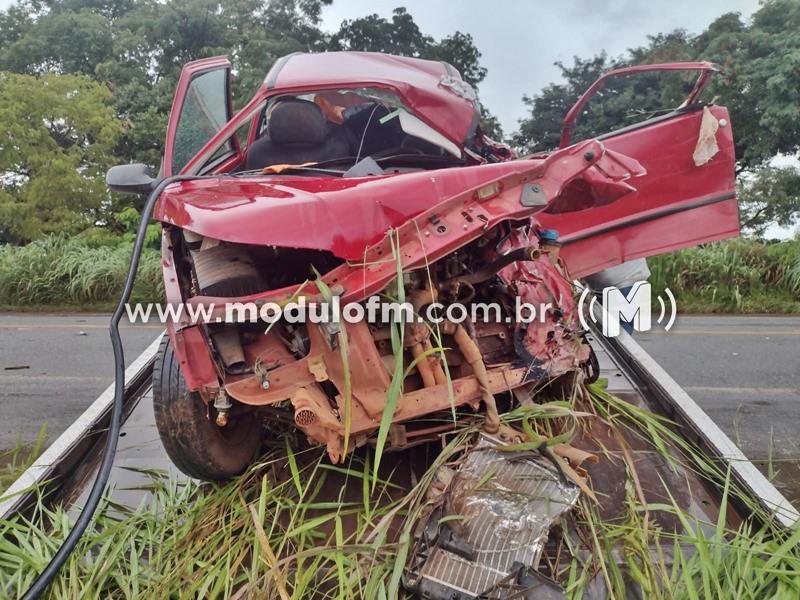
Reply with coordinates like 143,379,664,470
106,164,156,195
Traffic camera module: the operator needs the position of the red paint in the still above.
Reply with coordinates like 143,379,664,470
540,104,738,276
167,321,220,395
157,53,739,393
157,162,535,260
559,62,718,148
163,56,232,177
264,52,479,146
161,52,481,178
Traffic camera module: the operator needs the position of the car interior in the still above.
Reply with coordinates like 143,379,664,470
243,89,463,174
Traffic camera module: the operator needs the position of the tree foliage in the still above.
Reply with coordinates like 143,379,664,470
329,9,496,135
1,0,798,242
513,0,800,170
0,0,491,166
0,72,122,243
512,0,800,234
0,0,491,243
330,8,487,87
738,165,800,237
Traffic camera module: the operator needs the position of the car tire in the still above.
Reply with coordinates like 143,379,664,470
153,335,261,481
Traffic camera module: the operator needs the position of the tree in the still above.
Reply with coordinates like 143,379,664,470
0,1,497,244
514,1,800,170
513,53,614,154
738,165,800,237
331,8,438,66
1,0,496,168
329,7,499,137
512,0,800,230
513,31,706,154
1,0,335,166
0,1,117,75
0,72,122,243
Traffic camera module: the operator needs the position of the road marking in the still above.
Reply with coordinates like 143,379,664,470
0,374,111,382
651,329,800,336
685,385,799,395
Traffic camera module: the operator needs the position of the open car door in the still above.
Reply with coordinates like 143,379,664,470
537,63,740,278
162,56,234,177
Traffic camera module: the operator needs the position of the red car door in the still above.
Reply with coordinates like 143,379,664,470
537,63,740,278
162,56,235,177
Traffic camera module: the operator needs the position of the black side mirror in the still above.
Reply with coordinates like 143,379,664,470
106,164,156,195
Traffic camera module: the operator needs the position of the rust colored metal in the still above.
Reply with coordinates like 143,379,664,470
146,52,740,469
210,327,246,373
224,316,533,460
411,342,436,388
443,321,501,433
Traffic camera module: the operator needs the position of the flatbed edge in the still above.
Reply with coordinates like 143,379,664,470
0,332,164,519
594,324,799,529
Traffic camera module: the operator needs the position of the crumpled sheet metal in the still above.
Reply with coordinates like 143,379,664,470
414,434,580,597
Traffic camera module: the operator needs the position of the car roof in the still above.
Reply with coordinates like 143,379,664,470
262,51,480,145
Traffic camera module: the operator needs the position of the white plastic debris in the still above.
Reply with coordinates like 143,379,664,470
692,106,720,166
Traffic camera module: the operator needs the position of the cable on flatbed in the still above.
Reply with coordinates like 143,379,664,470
21,174,205,599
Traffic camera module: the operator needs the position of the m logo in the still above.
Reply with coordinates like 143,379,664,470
578,282,677,337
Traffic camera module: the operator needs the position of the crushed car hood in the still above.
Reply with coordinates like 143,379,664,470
154,162,541,261
263,52,480,146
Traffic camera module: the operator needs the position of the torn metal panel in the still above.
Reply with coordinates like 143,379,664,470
148,54,741,479
405,433,579,598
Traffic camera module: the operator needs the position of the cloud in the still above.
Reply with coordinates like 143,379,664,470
321,0,760,134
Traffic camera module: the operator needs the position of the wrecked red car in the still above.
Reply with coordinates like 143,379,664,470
112,52,738,480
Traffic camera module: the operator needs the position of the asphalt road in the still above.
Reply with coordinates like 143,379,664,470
1,313,798,498
635,315,800,501
0,314,161,450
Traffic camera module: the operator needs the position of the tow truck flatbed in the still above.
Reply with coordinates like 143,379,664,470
2,328,797,586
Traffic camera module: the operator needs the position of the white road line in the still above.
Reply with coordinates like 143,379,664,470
684,386,799,395
0,374,112,383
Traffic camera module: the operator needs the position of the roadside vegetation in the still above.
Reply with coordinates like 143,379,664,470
2,235,798,313
0,427,46,491
2,381,798,598
2,231,797,598
0,232,162,309
1,0,799,312
650,238,800,313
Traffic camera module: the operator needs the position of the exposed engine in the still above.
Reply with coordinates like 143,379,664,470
172,218,594,463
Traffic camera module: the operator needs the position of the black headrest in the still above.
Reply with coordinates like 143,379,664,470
268,99,327,147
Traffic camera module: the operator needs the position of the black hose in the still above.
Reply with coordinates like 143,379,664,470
21,175,201,599
448,246,541,287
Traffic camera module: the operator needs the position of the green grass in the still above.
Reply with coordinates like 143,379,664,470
650,238,800,314
559,381,800,599
0,435,473,599
0,427,46,491
0,235,162,307
2,230,800,597
2,235,798,313
1,232,798,598
2,382,799,599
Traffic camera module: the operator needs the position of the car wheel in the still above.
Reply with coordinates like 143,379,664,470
153,335,261,481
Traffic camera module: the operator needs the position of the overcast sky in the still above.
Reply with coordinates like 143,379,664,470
321,0,761,133
0,0,762,132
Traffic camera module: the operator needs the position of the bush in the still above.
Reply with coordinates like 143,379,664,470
0,235,162,306
1,234,798,313
649,238,800,313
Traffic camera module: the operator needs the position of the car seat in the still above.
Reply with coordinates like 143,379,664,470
245,99,353,170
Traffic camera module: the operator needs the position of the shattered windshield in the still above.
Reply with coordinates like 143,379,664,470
240,87,462,175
